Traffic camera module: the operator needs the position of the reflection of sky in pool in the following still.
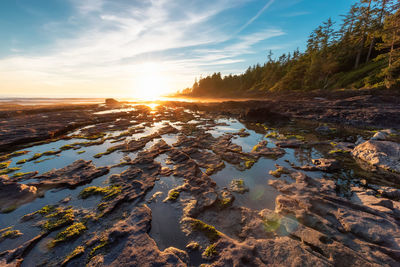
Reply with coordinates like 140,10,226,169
0,106,382,266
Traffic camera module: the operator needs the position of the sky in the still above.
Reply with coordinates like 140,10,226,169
0,0,356,98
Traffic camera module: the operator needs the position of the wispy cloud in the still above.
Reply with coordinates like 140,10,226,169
235,0,275,34
281,11,310,17
0,0,283,97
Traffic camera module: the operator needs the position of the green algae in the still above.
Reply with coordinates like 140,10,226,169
62,245,85,265
90,237,108,257
11,171,36,178
165,189,180,201
0,229,22,241
93,146,120,158
2,205,18,213
79,185,122,200
269,166,290,178
42,207,75,231
202,243,218,258
60,144,78,150
0,151,29,162
0,161,11,170
328,149,350,155
0,167,21,175
52,222,86,246
16,159,27,165
263,213,281,232
191,219,221,242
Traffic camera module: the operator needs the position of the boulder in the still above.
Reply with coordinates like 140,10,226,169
355,136,365,145
371,131,387,141
381,129,397,135
105,98,121,107
352,140,400,173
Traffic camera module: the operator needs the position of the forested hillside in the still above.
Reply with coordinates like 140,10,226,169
181,0,400,97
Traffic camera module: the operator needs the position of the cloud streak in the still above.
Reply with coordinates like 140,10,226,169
235,0,275,35
0,0,283,97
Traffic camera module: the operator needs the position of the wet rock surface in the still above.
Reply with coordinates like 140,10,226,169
34,159,109,188
0,100,399,266
0,176,37,212
352,140,400,173
296,158,341,172
0,105,136,151
86,205,188,267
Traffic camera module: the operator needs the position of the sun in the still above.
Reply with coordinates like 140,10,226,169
133,62,171,100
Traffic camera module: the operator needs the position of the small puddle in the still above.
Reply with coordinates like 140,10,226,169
211,159,280,211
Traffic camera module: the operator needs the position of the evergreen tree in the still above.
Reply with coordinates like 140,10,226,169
185,0,400,97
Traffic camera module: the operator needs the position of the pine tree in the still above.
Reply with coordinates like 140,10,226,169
379,8,400,88
355,0,373,69
366,0,389,63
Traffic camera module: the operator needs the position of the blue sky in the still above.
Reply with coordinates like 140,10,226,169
0,0,356,98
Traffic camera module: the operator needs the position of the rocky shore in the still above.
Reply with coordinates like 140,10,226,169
0,96,399,266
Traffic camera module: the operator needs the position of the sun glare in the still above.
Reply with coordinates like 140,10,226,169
134,62,171,100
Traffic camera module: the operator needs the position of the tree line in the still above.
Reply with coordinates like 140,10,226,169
180,0,400,97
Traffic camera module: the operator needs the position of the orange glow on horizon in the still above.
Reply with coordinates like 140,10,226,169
132,62,172,100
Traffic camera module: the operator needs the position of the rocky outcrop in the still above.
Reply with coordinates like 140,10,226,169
275,139,304,148
87,205,188,266
266,172,400,266
296,158,340,172
105,98,121,107
0,105,136,151
0,176,37,212
352,140,400,173
184,169,400,266
0,233,46,266
33,160,109,188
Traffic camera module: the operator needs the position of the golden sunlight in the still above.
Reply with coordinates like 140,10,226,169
133,62,171,100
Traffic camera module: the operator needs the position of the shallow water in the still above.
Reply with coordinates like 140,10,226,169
0,104,396,266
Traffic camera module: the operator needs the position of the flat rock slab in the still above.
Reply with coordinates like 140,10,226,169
275,139,304,148
87,205,188,267
296,158,341,172
33,159,109,188
352,140,400,173
0,176,37,212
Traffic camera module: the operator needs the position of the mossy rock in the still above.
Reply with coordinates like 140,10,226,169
202,243,218,259
191,219,221,242
52,222,86,246
79,185,121,200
